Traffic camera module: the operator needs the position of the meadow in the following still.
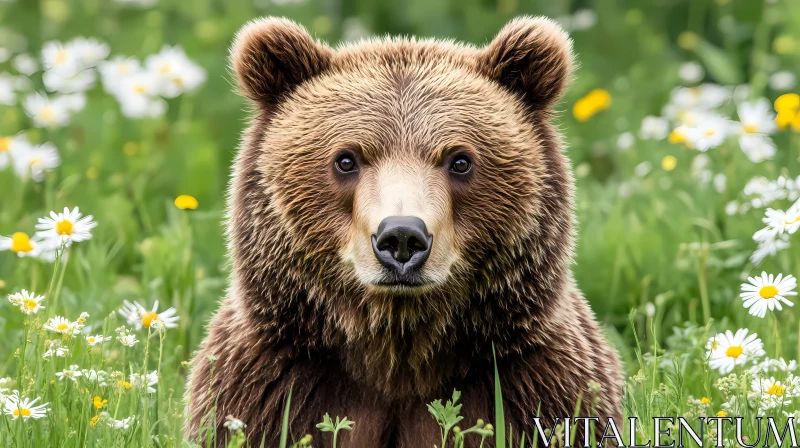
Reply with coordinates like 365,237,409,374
1,0,800,446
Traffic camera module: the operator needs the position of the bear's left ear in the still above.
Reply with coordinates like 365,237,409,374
477,16,574,110
229,17,333,108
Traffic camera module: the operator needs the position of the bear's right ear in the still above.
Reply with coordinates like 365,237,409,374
230,17,333,107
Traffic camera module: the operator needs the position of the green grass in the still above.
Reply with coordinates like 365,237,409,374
1,0,800,446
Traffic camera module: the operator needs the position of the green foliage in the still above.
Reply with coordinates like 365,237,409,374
315,413,354,448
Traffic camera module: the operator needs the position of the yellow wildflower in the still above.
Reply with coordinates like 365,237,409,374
774,93,800,131
573,89,611,122
700,397,711,405
90,415,99,427
174,195,198,210
662,156,677,171
92,396,108,409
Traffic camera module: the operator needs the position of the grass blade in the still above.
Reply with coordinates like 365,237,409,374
492,343,506,448
279,383,294,448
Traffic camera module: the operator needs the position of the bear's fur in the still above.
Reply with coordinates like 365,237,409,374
186,16,623,447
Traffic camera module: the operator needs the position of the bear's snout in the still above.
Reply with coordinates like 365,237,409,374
371,216,433,279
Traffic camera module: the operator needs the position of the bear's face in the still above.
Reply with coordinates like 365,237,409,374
230,17,574,301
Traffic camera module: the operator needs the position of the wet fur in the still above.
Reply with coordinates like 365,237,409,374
185,16,623,447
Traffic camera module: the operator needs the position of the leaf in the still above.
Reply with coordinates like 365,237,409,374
279,384,293,448
693,40,741,85
493,344,506,448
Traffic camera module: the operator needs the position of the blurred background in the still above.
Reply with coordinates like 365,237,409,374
1,0,800,394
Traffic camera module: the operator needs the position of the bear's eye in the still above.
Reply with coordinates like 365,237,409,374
335,154,357,173
450,156,472,174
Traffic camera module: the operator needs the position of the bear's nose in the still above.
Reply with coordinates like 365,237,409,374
371,216,433,275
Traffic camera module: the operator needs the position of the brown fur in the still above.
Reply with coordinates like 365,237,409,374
185,16,623,447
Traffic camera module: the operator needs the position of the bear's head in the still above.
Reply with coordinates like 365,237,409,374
228,17,575,346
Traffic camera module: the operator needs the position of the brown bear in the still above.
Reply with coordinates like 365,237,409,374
186,16,623,447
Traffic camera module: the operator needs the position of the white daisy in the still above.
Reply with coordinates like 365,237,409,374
55,365,83,383
639,116,669,140
4,392,49,420
71,37,109,68
741,272,797,318
770,71,796,91
678,61,704,84
0,73,17,106
751,376,797,410
85,334,111,346
682,113,731,151
113,71,166,118
737,99,777,135
750,357,798,374
663,84,730,122
42,340,70,359
23,93,70,128
12,53,39,76
129,370,158,393
99,56,141,93
116,327,139,347
7,290,45,315
739,134,776,163
118,299,179,330
707,329,765,374
35,206,97,245
12,141,61,182
44,316,80,336
81,369,109,386
145,45,206,98
224,416,247,431
42,41,81,77
107,415,135,430
43,69,97,94
0,134,33,171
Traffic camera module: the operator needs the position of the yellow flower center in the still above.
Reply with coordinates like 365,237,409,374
133,85,146,95
704,129,716,137
173,76,184,87
55,50,68,65
784,216,800,225
662,156,677,171
0,137,10,153
743,123,759,134
56,323,69,331
118,64,130,75
159,64,171,74
23,299,38,311
725,345,744,358
142,311,159,328
760,285,779,299
10,232,33,253
87,336,95,343
668,129,686,144
767,384,785,396
56,219,74,236
29,156,43,167
40,107,55,123
13,408,31,417
711,340,720,350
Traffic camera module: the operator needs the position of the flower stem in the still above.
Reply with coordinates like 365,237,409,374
697,253,711,325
